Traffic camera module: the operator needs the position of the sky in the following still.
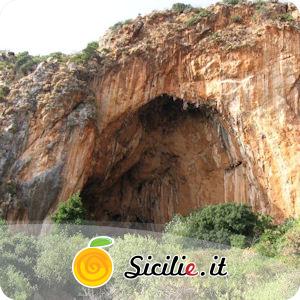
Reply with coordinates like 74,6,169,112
0,0,217,55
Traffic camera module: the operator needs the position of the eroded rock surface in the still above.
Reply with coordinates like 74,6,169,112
0,2,299,223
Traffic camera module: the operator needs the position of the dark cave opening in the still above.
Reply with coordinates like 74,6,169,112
81,95,247,226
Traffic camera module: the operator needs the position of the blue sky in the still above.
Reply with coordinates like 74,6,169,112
0,0,217,55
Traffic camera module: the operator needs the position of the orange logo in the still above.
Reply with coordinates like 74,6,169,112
72,236,114,288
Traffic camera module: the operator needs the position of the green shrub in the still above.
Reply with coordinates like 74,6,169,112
46,52,67,62
254,0,266,4
254,0,268,16
197,8,211,17
231,15,243,23
109,233,299,299
223,0,242,5
171,3,193,13
230,234,247,248
110,21,123,31
255,212,274,235
70,41,99,64
278,13,294,22
164,214,190,237
0,232,38,282
0,266,34,300
35,231,87,289
51,192,87,225
109,234,182,296
0,61,8,71
110,19,133,31
278,218,300,257
0,225,298,299
254,0,266,8
256,228,284,257
123,19,133,25
256,218,299,257
186,15,201,27
82,41,98,59
15,52,43,75
165,203,260,245
186,9,211,26
0,85,9,100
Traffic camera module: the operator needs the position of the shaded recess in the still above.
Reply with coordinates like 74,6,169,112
81,95,248,225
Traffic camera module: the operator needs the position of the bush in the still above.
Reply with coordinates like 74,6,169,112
279,220,300,256
0,85,9,101
15,52,43,75
256,228,284,257
0,225,38,299
109,233,299,299
278,13,294,22
254,212,274,236
171,3,193,13
35,231,88,289
185,9,211,26
110,21,123,31
0,217,6,226
110,19,132,31
0,231,38,282
256,218,299,257
109,234,182,296
231,15,243,23
223,0,242,5
82,42,98,59
0,223,298,299
51,192,87,225
230,234,247,248
0,61,8,71
186,15,200,27
279,219,300,256
0,266,34,300
197,8,211,18
254,0,266,8
70,41,99,64
46,52,67,62
165,203,260,245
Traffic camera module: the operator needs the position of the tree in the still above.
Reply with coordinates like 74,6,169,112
51,193,87,225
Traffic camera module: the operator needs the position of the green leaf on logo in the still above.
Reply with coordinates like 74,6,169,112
89,236,114,248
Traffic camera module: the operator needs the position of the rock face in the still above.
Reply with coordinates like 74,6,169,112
0,2,299,224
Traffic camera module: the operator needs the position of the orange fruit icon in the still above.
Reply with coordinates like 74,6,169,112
72,236,114,288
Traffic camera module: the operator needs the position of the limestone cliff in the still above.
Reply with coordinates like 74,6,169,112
0,1,299,224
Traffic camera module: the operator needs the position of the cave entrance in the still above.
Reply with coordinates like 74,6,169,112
81,95,247,226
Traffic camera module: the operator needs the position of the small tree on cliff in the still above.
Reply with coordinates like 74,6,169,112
51,193,87,225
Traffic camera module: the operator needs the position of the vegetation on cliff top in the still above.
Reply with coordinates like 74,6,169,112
0,0,298,84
